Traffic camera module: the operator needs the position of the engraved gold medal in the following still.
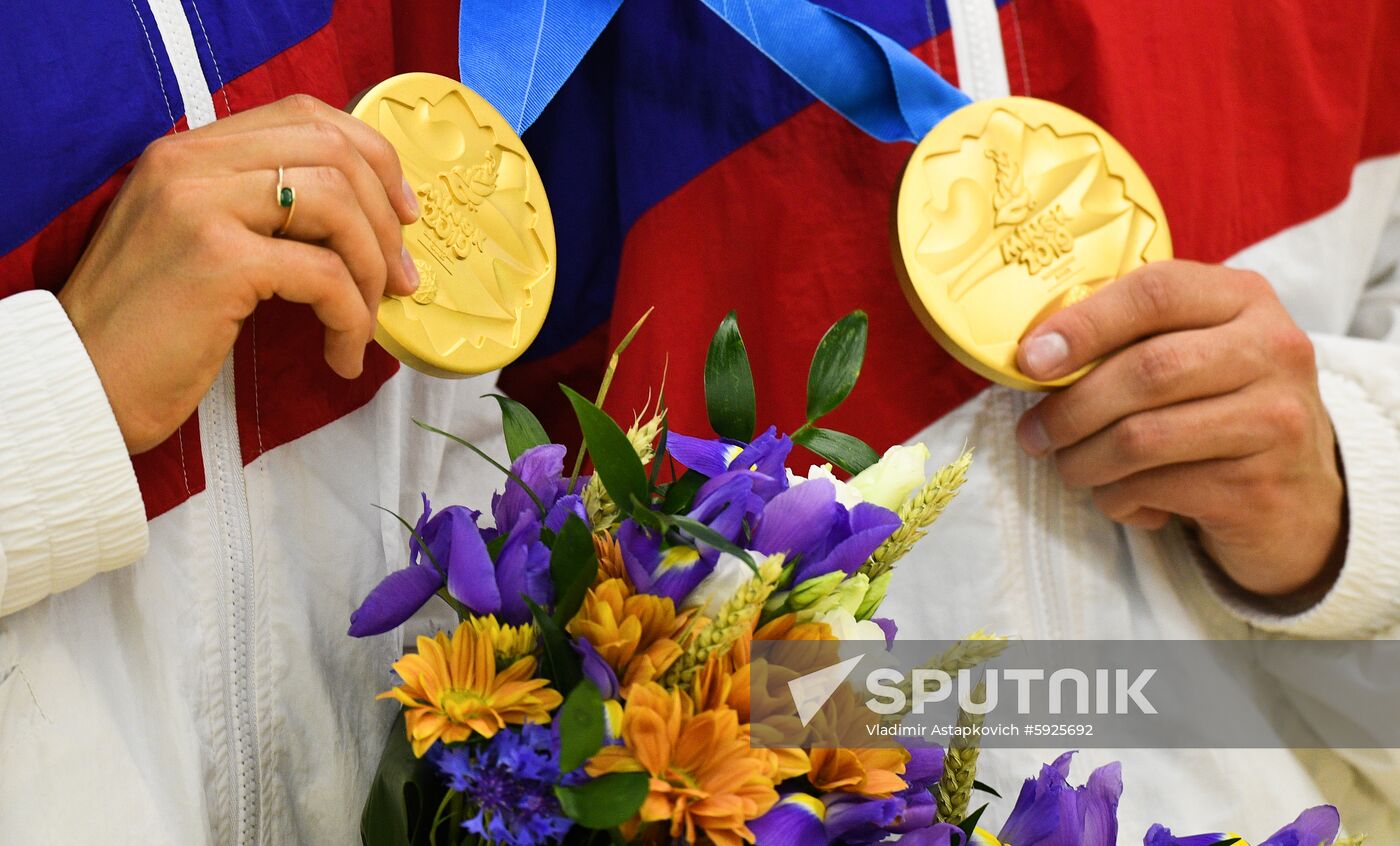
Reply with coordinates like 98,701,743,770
895,97,1172,390
351,73,555,377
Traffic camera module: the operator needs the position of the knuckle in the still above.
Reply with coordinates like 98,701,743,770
1036,397,1077,445
281,93,326,119
1134,341,1186,393
1235,270,1276,301
306,121,353,159
362,246,390,287
1269,324,1315,369
365,129,401,174
1059,305,1106,353
1264,395,1310,443
1115,415,1162,462
1131,265,1177,318
308,165,352,196
191,217,234,258
306,247,347,282
1091,486,1132,521
140,135,182,169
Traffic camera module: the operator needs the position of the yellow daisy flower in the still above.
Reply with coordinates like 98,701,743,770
377,622,562,757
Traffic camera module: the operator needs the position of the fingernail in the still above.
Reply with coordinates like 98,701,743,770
401,178,419,219
397,246,420,296
1018,413,1052,457
1021,331,1068,377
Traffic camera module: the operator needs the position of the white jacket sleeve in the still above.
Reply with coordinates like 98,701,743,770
0,290,148,617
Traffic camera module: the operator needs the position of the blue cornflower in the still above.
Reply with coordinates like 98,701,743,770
429,723,573,846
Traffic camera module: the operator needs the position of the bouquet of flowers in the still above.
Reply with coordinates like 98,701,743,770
349,312,1360,846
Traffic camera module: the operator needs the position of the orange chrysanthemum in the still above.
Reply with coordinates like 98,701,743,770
567,577,696,691
593,532,628,583
377,622,562,757
692,657,810,784
587,683,780,846
808,747,912,797
753,612,838,643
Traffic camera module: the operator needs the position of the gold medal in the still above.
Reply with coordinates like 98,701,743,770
351,73,556,377
894,97,1171,390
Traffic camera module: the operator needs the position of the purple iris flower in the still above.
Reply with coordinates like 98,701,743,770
348,494,486,637
573,638,620,699
997,752,1122,846
492,510,554,625
668,425,793,498
751,477,901,584
1145,805,1341,846
616,519,714,605
615,469,769,605
489,444,566,531
899,825,969,846
349,445,578,636
751,746,946,846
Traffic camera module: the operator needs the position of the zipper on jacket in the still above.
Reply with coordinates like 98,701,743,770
198,357,261,845
137,1,260,839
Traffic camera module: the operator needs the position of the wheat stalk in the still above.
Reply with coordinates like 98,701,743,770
934,680,987,824
893,630,1008,702
861,449,972,579
662,556,782,688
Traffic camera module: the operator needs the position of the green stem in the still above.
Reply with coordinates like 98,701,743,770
428,789,455,846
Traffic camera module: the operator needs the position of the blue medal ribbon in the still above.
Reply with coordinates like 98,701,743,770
459,0,972,141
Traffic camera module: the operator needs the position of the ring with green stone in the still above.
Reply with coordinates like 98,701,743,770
274,166,296,235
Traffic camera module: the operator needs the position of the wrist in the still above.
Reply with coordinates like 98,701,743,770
56,283,148,454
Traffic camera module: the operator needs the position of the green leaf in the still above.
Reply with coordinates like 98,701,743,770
360,714,444,846
557,680,605,773
660,470,705,514
554,773,650,829
550,516,598,627
527,598,582,693
649,418,670,490
805,311,868,421
971,779,1001,799
957,803,988,839
792,427,879,475
562,386,649,517
487,394,550,461
704,311,756,441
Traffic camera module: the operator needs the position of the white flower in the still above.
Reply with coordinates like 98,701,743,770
814,607,888,642
681,551,757,617
848,443,930,511
786,463,864,508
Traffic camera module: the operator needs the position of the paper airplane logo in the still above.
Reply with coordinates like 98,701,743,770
788,654,865,727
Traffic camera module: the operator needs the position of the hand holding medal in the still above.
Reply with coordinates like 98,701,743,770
423,0,1341,595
